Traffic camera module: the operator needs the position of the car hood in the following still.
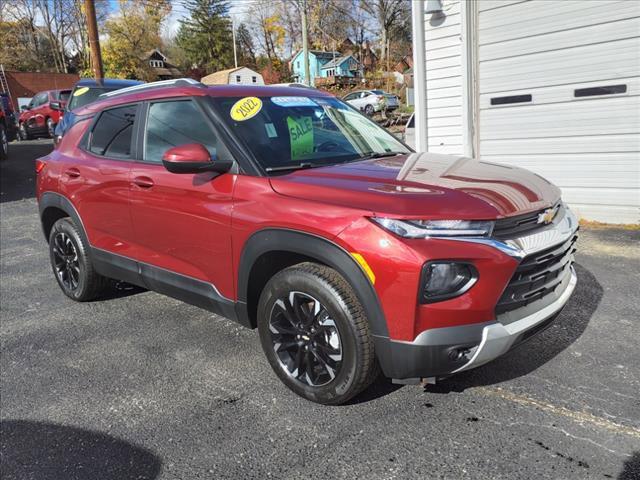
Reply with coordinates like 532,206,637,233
269,153,561,219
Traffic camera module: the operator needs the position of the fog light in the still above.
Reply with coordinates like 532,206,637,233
420,261,477,303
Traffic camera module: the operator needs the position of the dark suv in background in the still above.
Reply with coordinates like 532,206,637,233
54,78,143,144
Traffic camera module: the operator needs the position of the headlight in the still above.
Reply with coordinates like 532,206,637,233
420,262,478,303
371,218,494,238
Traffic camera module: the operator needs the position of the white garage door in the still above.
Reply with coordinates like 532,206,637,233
478,0,640,224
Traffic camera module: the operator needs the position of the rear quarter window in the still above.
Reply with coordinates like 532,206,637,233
89,104,137,159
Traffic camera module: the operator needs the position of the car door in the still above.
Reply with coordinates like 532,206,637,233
57,103,137,257
129,97,236,301
31,92,49,132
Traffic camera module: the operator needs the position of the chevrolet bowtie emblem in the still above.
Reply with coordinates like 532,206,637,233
537,207,557,225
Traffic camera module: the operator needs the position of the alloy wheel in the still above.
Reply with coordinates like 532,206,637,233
52,232,80,291
268,291,343,387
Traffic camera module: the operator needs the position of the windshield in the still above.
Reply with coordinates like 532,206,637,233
371,90,384,95
67,87,112,111
210,95,410,172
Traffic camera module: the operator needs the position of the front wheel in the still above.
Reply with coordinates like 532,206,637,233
364,104,375,116
257,262,379,405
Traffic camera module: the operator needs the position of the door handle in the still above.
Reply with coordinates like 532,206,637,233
64,167,80,178
133,176,154,188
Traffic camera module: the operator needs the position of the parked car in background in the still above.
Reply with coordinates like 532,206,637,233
54,78,143,145
343,89,399,115
18,89,70,140
404,113,415,150
36,80,578,405
1,93,18,160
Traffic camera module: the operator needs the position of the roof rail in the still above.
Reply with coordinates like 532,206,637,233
99,78,205,99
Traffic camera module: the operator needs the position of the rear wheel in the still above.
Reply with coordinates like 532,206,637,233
257,262,379,405
48,218,110,301
0,124,7,160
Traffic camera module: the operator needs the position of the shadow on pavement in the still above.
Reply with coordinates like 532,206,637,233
0,140,52,203
619,452,640,480
427,262,602,394
0,419,162,480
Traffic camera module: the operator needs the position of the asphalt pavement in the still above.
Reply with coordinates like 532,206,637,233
1,139,639,479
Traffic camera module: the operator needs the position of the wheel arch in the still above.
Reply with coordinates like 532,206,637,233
39,192,88,245
236,228,389,337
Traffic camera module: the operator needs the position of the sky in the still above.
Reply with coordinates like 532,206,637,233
105,0,255,39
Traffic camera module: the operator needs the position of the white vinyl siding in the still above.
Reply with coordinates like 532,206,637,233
424,0,464,153
228,67,264,86
477,0,640,224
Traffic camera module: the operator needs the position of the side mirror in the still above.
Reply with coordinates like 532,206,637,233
161,143,233,174
50,101,62,110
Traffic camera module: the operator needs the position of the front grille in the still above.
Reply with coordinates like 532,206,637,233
496,233,578,315
493,201,562,239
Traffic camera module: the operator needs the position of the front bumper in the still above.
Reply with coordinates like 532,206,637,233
373,206,579,381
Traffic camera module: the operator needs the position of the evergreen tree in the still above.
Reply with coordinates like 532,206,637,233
176,0,234,73
236,23,256,69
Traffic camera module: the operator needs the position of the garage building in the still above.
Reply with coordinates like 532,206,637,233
412,0,639,224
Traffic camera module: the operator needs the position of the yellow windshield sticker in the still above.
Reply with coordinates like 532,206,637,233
230,97,262,121
287,116,313,160
73,87,89,97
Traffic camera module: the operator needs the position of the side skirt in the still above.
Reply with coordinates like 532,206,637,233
91,247,238,322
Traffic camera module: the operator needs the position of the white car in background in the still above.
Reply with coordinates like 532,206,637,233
404,113,415,150
343,89,399,116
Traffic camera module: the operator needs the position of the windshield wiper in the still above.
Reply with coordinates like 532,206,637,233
265,162,315,172
360,151,405,160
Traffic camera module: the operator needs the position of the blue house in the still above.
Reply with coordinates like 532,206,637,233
290,50,341,86
319,55,363,79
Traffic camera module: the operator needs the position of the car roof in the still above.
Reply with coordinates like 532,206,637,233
75,84,334,116
74,78,144,88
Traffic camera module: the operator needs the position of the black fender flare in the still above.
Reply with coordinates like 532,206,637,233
38,191,89,245
236,228,389,337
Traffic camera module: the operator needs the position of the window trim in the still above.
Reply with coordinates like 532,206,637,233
81,101,141,162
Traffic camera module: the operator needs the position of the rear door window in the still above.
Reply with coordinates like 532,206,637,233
89,104,137,159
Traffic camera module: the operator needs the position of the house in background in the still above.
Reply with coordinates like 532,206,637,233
201,67,264,86
144,49,182,80
290,50,340,86
319,54,363,79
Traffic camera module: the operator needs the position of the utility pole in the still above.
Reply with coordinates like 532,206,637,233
411,0,428,152
301,0,311,86
232,16,238,68
85,0,103,80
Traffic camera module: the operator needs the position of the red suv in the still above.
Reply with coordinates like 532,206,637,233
36,79,579,404
19,89,70,139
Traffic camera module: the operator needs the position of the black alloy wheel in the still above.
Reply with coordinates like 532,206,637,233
51,231,80,292
268,291,343,387
257,263,379,405
19,123,30,140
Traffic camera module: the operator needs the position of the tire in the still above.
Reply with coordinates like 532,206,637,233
257,262,379,405
364,104,374,116
19,123,31,141
48,218,110,301
0,124,7,160
46,118,55,138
